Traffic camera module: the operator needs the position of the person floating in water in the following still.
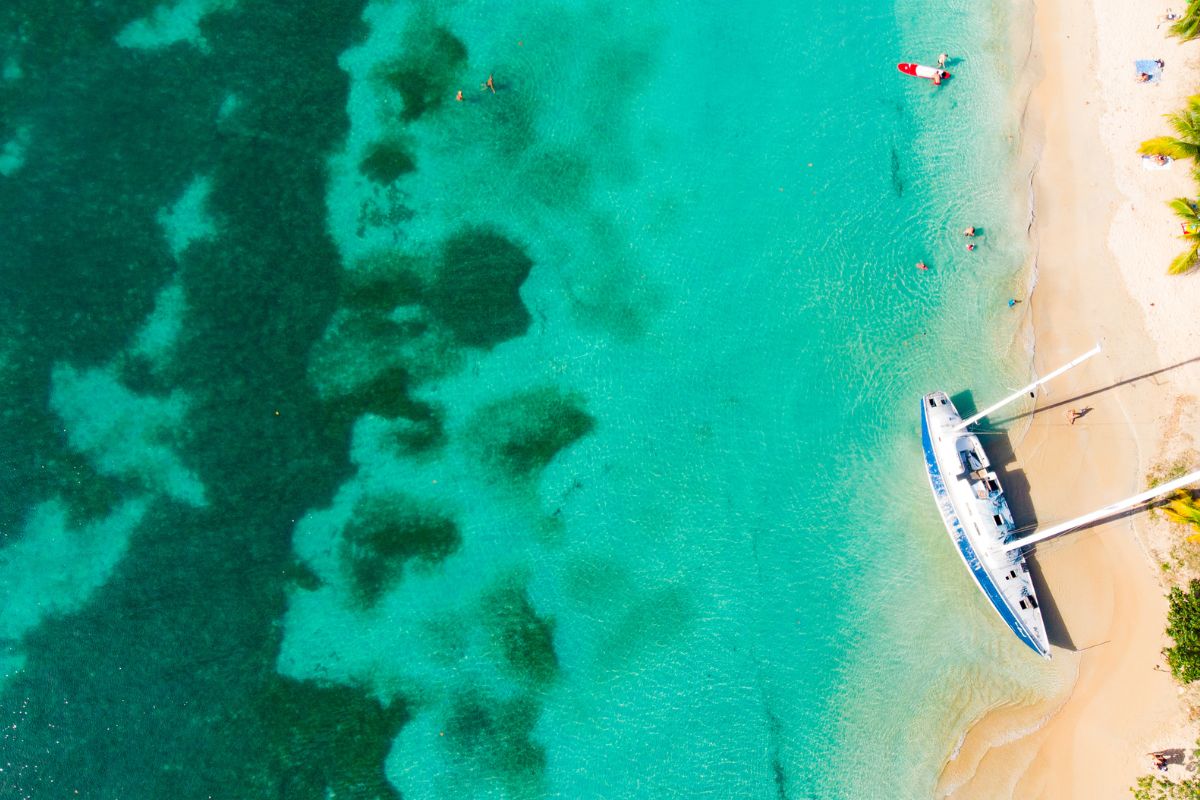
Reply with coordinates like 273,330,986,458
966,242,976,251
484,74,496,93
963,226,976,237
455,90,464,102
916,260,929,271
937,53,948,69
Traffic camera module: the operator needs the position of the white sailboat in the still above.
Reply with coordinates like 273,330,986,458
922,345,1200,658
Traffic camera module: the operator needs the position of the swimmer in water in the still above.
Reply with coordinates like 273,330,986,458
917,260,928,271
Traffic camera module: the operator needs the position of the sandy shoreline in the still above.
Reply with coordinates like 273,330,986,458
938,0,1200,796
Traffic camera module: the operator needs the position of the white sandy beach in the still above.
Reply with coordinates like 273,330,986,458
938,0,1200,796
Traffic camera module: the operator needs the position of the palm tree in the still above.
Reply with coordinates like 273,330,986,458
1167,199,1200,274
1140,95,1200,161
1170,1,1200,41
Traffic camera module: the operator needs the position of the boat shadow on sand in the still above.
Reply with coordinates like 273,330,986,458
951,391,1077,651
1012,491,1185,653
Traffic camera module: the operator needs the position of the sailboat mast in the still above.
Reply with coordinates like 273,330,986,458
1000,468,1200,552
953,344,1102,432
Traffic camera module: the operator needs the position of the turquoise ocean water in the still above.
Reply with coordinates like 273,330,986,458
0,0,1063,797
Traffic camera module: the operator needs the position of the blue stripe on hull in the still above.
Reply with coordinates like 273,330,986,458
920,400,1048,658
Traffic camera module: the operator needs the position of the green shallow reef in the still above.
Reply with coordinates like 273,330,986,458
341,493,461,605
464,386,595,481
0,0,394,796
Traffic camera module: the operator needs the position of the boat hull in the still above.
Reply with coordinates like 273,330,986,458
921,394,1050,658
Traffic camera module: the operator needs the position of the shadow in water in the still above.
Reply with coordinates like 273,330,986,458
949,389,978,421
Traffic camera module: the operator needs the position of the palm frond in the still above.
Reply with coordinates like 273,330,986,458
1164,502,1200,525
1171,6,1200,40
1169,197,1200,220
1169,244,1200,274
1168,114,1200,144
1140,136,1200,160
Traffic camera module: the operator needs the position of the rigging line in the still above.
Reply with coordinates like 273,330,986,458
984,353,1200,427
954,344,1102,431
970,420,1167,434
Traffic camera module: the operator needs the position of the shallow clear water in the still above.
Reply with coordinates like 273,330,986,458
0,0,1057,797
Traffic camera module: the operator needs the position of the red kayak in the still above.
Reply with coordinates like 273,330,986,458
898,63,949,84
